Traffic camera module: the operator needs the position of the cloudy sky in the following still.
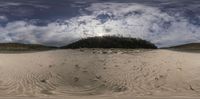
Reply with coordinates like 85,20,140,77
0,0,199,47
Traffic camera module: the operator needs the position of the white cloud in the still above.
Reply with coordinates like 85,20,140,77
0,16,8,21
70,3,200,47
0,2,49,9
0,3,199,47
0,2,21,7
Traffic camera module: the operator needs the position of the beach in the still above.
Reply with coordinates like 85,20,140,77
0,49,200,99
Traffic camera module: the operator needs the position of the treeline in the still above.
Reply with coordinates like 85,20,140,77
61,36,157,49
0,36,157,51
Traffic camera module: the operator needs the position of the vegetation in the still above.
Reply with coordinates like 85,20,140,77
0,36,157,52
0,43,56,51
61,36,157,49
166,43,200,50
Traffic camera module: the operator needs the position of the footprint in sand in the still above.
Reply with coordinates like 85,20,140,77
73,77,79,82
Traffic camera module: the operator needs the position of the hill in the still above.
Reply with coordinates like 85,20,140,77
61,36,157,49
167,43,200,50
0,43,57,51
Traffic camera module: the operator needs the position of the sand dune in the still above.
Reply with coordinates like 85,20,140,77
0,49,200,99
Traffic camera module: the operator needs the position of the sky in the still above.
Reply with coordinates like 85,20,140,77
0,0,199,47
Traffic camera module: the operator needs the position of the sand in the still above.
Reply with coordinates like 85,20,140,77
0,49,200,99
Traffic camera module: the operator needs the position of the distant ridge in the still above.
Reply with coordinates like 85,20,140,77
0,36,158,51
0,43,57,51
61,36,157,49
166,43,200,50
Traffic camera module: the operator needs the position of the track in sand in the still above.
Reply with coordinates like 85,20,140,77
0,49,200,99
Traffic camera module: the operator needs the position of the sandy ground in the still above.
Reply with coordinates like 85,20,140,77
0,49,200,99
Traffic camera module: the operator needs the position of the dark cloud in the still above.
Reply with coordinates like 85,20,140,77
0,0,199,47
